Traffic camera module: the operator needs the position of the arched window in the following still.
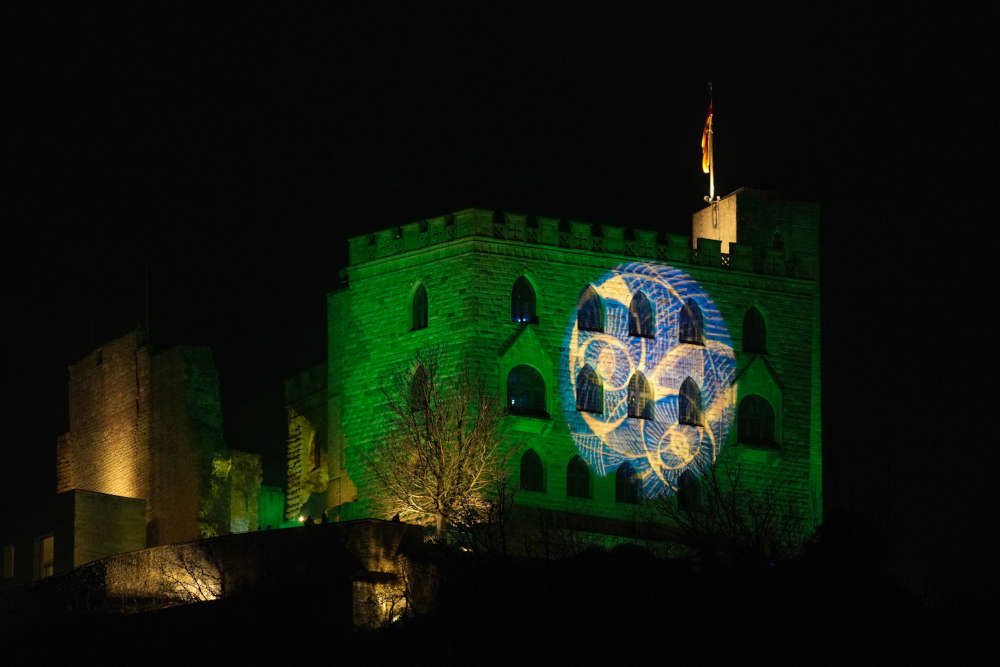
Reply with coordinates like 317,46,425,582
411,284,428,331
615,462,640,504
511,276,537,324
575,365,603,413
520,449,544,492
678,377,702,426
627,372,654,420
677,469,702,512
679,298,703,345
507,365,546,417
566,456,591,499
743,307,767,354
577,286,604,332
628,291,655,338
738,395,776,447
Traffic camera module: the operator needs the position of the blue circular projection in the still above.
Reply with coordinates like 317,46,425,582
561,262,736,498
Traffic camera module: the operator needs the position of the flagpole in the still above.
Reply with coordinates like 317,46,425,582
709,122,715,201
708,93,715,201
703,82,718,207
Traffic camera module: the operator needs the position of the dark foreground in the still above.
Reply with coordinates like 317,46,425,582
3,531,993,665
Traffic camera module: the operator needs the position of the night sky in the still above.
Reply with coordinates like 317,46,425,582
2,7,991,600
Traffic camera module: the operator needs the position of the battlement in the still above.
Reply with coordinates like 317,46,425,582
347,199,818,280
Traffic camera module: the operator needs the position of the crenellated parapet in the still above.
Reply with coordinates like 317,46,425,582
347,206,817,280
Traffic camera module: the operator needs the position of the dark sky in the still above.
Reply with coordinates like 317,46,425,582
2,6,992,598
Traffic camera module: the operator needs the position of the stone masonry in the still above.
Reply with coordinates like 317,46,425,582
299,188,822,543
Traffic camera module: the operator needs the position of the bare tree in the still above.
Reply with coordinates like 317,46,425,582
452,467,518,556
365,353,509,543
101,541,226,612
157,542,225,603
355,562,417,628
651,464,803,565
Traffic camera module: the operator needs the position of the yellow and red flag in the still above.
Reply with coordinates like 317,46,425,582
701,102,713,174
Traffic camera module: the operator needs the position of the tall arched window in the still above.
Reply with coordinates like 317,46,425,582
628,291,655,338
679,298,703,345
577,286,604,332
520,449,544,492
566,456,591,499
678,469,702,512
627,372,654,420
411,284,428,331
678,377,702,426
575,365,603,413
507,365,546,417
511,276,537,324
738,395,776,447
616,462,640,504
743,307,766,354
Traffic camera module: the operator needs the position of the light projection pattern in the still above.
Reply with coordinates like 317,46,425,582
561,263,736,498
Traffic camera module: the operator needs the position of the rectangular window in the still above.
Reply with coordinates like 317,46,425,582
38,535,54,579
2,545,13,578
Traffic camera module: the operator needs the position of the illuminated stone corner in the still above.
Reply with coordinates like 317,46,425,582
284,361,341,522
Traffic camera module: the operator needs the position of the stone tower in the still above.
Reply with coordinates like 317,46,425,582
55,331,260,549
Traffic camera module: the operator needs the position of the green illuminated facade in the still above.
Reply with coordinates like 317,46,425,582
288,188,822,543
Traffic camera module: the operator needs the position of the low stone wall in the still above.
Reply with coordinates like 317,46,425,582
1,520,432,627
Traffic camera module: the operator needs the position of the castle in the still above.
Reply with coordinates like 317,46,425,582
2,187,821,590
1,332,263,585
286,187,822,547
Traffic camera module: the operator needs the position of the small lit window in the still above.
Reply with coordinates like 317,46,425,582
511,276,538,324
507,365,546,417
738,395,776,447
566,456,591,499
679,298,703,345
575,365,603,414
615,463,640,504
627,372,654,420
577,286,604,332
742,307,767,354
520,449,545,492
628,291,655,338
678,377,702,426
411,284,428,331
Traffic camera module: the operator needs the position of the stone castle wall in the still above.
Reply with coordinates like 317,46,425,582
56,333,233,548
284,364,333,520
7,520,427,629
58,331,151,506
149,346,230,544
327,193,822,538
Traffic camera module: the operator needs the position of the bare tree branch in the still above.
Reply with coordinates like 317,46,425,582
650,464,803,565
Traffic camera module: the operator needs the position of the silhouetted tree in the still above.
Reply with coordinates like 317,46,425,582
651,464,804,565
452,467,517,555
